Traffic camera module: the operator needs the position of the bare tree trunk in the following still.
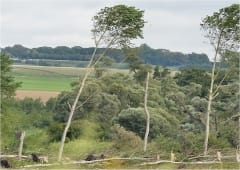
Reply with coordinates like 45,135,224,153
214,112,218,132
204,54,216,156
58,47,98,162
18,131,25,160
58,36,115,162
143,72,150,152
239,115,240,146
203,35,223,156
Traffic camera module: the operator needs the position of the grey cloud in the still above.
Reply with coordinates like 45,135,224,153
1,0,238,58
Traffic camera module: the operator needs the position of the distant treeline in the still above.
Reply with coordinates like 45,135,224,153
2,44,210,67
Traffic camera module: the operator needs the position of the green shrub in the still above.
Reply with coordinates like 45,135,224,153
48,121,82,142
208,133,231,150
151,135,181,154
110,124,142,151
177,132,204,157
115,107,178,139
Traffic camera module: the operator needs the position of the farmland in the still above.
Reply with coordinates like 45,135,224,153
12,65,130,101
13,65,129,91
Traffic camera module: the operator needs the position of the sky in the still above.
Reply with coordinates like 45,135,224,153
0,0,238,58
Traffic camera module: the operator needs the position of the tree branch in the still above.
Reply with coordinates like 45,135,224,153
212,71,230,96
75,92,95,111
92,37,117,67
67,102,72,111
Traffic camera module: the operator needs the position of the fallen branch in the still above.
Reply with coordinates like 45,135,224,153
21,157,153,168
0,155,28,158
140,160,222,166
188,155,213,160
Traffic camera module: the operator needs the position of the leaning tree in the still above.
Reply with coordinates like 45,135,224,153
58,5,145,161
201,4,240,156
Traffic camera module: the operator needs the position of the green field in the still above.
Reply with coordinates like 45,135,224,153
13,65,129,91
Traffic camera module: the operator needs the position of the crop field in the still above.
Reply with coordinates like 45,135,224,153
12,65,129,101
13,65,129,91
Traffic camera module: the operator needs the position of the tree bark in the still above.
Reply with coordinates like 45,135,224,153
58,46,98,162
204,33,222,156
143,72,150,152
239,115,240,146
58,36,115,162
204,53,216,156
18,131,25,160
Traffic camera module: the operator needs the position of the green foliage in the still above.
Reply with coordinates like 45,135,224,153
208,133,231,150
177,132,204,156
151,135,181,154
175,68,210,97
110,124,142,151
0,99,53,153
97,93,121,123
123,47,143,73
93,5,145,46
0,52,21,99
4,44,210,67
48,121,82,142
153,65,161,79
201,4,240,53
133,64,152,83
16,97,45,114
116,107,179,139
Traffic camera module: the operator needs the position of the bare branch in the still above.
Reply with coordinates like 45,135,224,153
212,92,219,100
92,36,118,67
75,92,95,111
67,102,72,111
212,71,230,96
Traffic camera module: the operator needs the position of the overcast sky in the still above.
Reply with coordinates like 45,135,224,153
0,0,238,58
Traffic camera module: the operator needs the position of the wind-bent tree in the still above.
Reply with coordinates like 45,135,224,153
201,4,239,156
58,5,145,161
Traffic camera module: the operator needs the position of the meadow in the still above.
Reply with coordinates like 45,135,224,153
13,65,129,92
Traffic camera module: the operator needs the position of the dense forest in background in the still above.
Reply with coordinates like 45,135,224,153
2,44,210,68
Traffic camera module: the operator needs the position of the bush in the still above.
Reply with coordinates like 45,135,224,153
16,98,44,114
151,135,181,154
48,121,82,142
110,124,142,151
208,133,231,150
115,107,178,139
177,132,204,157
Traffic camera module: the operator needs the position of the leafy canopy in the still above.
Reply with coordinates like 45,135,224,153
92,5,145,47
201,4,240,53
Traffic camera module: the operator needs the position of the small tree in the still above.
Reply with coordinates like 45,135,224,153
153,65,161,80
0,52,21,99
58,5,145,161
201,4,239,156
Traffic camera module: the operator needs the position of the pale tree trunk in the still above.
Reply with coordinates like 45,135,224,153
204,79,214,156
239,115,240,146
204,34,222,156
18,131,25,160
143,72,150,152
58,36,115,162
58,69,92,161
58,43,99,161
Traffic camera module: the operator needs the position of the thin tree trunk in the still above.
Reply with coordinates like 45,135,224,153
239,115,240,146
18,131,25,160
58,46,98,162
214,112,218,132
144,72,150,152
58,36,115,162
204,34,222,156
